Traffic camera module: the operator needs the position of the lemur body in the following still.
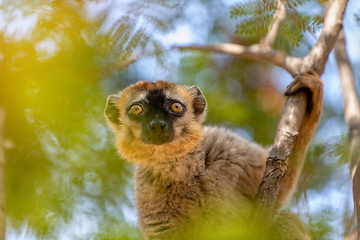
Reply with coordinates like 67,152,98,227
134,126,267,238
105,72,323,239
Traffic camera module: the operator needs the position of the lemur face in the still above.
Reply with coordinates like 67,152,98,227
105,81,206,163
127,89,182,146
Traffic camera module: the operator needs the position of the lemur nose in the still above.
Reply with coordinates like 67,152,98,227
148,119,167,133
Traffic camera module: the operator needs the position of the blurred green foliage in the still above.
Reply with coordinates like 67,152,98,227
231,0,322,47
0,0,357,239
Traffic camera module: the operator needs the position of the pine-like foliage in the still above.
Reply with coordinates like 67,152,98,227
0,1,187,237
101,0,186,69
230,0,323,47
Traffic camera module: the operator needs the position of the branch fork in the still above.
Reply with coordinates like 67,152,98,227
176,0,349,236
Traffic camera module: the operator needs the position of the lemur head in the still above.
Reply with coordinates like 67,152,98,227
105,81,206,164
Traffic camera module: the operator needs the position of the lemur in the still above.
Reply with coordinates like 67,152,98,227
105,71,323,239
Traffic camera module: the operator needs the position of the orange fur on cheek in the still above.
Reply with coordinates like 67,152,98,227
111,81,206,164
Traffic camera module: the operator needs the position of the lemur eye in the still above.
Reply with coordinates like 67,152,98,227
129,104,144,115
170,102,184,114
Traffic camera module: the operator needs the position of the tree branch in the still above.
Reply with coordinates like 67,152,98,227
176,43,300,76
300,0,349,75
177,0,348,77
262,0,286,47
249,90,308,237
335,32,360,240
248,0,348,236
0,107,5,240
176,0,349,237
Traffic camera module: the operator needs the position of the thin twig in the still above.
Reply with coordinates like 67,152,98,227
335,31,360,240
262,0,286,47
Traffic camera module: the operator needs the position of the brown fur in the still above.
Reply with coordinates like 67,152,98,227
105,73,322,239
108,81,204,164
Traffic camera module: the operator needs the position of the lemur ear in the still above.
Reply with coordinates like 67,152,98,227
105,94,121,124
188,86,206,115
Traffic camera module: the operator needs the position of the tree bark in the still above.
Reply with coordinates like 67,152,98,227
335,32,360,240
249,91,308,237
248,0,348,236
0,107,5,240
177,0,349,77
176,0,349,236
